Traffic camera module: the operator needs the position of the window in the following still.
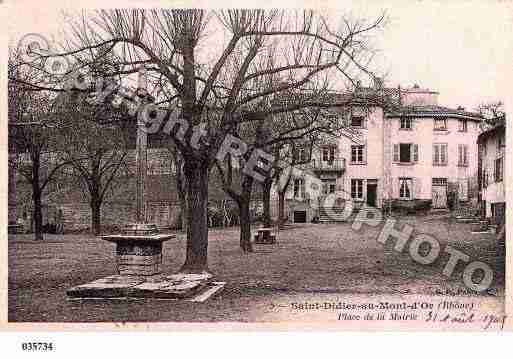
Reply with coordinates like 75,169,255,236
400,117,412,130
351,115,365,128
399,144,411,163
495,157,503,182
351,145,365,164
351,179,364,199
393,143,418,163
480,142,487,157
434,117,447,130
293,148,309,163
482,168,488,188
433,143,448,166
322,180,336,195
458,144,468,166
322,146,336,162
293,178,305,198
458,119,468,132
399,178,413,200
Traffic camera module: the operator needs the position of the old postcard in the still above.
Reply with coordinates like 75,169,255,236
1,0,512,334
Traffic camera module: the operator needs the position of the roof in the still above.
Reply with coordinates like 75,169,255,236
386,105,483,121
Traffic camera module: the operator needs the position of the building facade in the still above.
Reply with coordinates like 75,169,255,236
477,122,506,224
9,85,487,230
282,86,483,223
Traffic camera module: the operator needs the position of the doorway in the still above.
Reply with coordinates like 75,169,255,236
432,178,448,209
293,211,307,223
366,180,378,207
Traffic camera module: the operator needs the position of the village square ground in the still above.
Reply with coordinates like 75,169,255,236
8,215,505,323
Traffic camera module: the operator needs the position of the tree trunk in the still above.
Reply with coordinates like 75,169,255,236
32,186,43,241
177,173,187,231
173,152,187,231
90,197,102,236
180,158,210,273
238,175,254,253
180,199,187,231
31,152,43,241
238,200,253,253
278,190,286,228
262,177,272,227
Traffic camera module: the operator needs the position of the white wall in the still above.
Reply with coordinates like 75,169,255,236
481,130,506,217
338,107,385,206
389,116,480,200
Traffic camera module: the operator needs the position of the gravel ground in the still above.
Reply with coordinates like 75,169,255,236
8,216,505,322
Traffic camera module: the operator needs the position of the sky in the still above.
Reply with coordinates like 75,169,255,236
5,0,513,112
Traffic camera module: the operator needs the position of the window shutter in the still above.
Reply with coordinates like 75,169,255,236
442,144,448,165
413,144,419,162
393,144,399,162
459,178,468,201
392,177,399,198
364,141,368,164
458,144,462,166
413,177,422,199
464,145,468,166
433,144,438,164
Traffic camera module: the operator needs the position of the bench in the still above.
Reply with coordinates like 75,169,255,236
254,227,276,244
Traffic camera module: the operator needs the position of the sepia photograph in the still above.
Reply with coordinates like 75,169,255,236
3,0,511,333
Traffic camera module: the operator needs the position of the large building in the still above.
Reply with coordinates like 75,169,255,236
477,121,506,225
282,85,483,223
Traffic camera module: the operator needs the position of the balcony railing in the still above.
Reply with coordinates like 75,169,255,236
312,158,346,173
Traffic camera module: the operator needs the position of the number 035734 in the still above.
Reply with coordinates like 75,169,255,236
21,342,54,351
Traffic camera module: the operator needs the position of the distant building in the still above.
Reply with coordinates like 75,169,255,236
477,121,506,224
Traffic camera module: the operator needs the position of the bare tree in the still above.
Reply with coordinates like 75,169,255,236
476,101,505,129
52,92,131,235
8,50,70,240
13,9,387,272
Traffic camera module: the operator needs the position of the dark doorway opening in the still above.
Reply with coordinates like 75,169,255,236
293,211,307,223
367,182,377,207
